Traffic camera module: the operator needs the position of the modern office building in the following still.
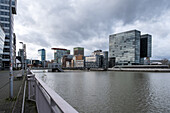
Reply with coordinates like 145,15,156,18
0,0,17,69
85,50,108,68
140,34,152,64
0,26,5,70
102,51,109,68
74,47,84,56
23,44,26,59
62,55,73,68
109,30,152,66
38,49,46,61
85,55,102,68
72,55,84,68
52,48,70,65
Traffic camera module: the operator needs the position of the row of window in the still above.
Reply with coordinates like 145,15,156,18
1,23,9,27
0,17,10,21
3,48,9,52
3,29,10,33
3,54,10,59
4,41,9,46
0,5,9,10
0,0,9,4
0,11,9,16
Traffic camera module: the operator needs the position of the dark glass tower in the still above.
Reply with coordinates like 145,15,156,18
38,49,46,61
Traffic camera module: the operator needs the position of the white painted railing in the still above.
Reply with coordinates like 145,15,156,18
27,71,78,113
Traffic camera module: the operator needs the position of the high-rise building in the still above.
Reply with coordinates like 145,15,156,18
38,49,46,61
140,34,152,64
109,30,152,66
23,44,26,59
52,48,70,64
74,47,84,56
109,30,141,65
0,25,5,70
0,0,17,68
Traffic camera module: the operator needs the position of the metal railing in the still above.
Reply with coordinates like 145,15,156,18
27,70,78,113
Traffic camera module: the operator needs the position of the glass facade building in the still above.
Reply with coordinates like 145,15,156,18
52,48,70,65
0,25,5,69
38,49,46,62
109,30,152,66
109,30,141,65
0,0,17,68
85,50,108,68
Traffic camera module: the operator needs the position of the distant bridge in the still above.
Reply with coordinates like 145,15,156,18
31,63,64,72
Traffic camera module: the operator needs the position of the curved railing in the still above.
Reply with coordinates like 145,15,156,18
27,70,78,113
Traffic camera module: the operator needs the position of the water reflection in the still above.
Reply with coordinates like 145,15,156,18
36,71,170,113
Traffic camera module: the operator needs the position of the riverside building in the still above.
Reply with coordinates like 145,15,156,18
52,48,70,65
38,49,46,61
0,26,5,70
140,34,152,64
109,30,152,66
85,50,108,68
74,47,84,56
0,0,17,68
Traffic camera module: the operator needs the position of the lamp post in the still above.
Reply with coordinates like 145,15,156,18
9,0,13,98
19,42,25,76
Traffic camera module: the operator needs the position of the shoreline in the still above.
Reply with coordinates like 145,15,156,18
30,68,170,73
108,68,170,72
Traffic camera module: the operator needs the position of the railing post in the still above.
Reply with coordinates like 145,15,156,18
50,98,62,113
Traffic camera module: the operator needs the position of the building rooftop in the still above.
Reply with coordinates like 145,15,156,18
110,29,141,37
51,48,68,51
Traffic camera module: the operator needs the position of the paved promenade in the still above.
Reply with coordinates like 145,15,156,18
0,70,23,113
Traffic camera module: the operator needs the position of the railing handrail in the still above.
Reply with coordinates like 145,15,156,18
30,70,78,113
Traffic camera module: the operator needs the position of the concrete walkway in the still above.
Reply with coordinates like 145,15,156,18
0,70,23,113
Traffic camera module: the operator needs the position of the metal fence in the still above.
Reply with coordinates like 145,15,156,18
27,71,78,113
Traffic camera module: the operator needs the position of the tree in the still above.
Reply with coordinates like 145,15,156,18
161,58,169,65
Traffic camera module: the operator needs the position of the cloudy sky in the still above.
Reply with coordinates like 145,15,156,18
14,0,170,60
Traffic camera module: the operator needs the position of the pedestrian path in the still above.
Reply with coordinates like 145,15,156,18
0,70,23,113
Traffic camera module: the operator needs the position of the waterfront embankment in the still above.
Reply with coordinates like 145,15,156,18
108,68,170,72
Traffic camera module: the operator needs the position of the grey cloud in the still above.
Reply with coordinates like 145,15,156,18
15,0,170,59
18,32,51,47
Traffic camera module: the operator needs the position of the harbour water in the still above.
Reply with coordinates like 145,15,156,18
35,71,170,113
